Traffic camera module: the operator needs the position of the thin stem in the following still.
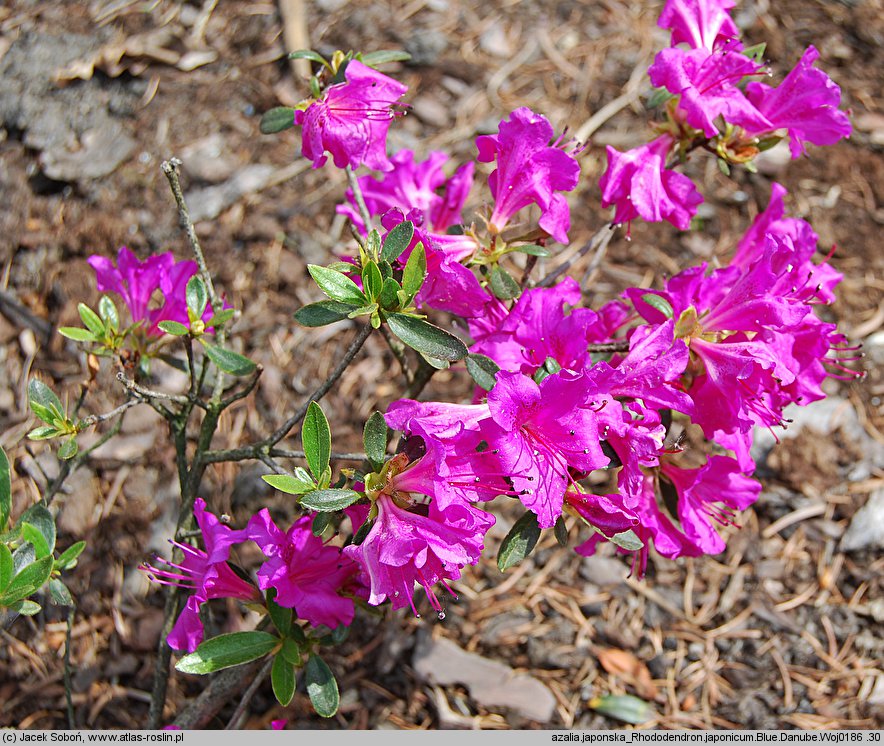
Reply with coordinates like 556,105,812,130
117,371,206,410
221,365,263,409
537,223,615,288
64,605,76,728
346,166,373,233
406,358,437,399
270,448,365,461
226,658,274,730
379,325,412,385
587,341,630,354
77,398,141,429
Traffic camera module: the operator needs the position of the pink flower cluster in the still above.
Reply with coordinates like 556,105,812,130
600,0,851,232
143,499,363,652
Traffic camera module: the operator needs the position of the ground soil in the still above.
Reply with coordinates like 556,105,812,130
1,0,882,731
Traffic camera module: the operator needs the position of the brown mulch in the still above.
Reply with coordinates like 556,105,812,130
1,0,882,730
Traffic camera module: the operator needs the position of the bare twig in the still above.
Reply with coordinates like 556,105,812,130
116,371,206,410
587,341,630,354
221,365,264,409
173,660,265,729
77,398,141,429
379,325,412,385
537,223,615,288
346,166,373,233
225,658,274,730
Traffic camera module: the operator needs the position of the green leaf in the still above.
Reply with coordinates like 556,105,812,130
157,320,190,336
311,511,334,536
0,447,9,530
741,41,767,63
305,655,339,718
58,327,96,342
646,86,674,109
262,474,316,495
271,653,296,706
12,543,35,574
299,489,360,512
288,49,328,65
175,631,279,674
346,303,378,319
295,300,358,327
302,401,331,479
2,555,53,604
588,694,655,725
308,265,366,305
0,544,13,591
380,220,414,262
465,353,500,392
260,107,296,134
363,412,388,469
281,637,301,666
55,541,87,571
401,242,427,299
21,524,50,558
78,303,105,336
379,278,401,310
98,295,119,331
489,265,521,300
203,343,257,377
554,516,569,547
8,599,41,616
361,261,384,301
609,529,644,552
186,276,209,319
266,591,292,636
48,578,73,606
57,438,78,461
640,293,674,319
205,308,236,328
359,50,412,66
58,438,78,461
385,314,468,362
511,243,551,257
27,426,59,440
29,379,64,425
365,230,382,260
497,511,541,572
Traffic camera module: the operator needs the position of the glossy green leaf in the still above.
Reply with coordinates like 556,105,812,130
554,516,569,546
266,591,292,636
512,243,551,257
288,49,327,65
497,511,541,571
385,314,468,362
54,541,86,571
305,654,339,718
48,578,73,607
361,261,384,301
203,344,257,377
465,353,500,392
281,637,301,666
302,401,331,479
363,412,388,469
27,426,58,441
0,447,9,530
77,303,105,336
0,544,13,591
379,278,401,310
588,694,655,725
380,220,414,263
2,555,53,604
175,631,279,674
21,524,50,558
262,473,316,495
260,107,296,134
489,265,521,300
299,489,360,513
205,308,236,328
609,529,644,551
58,327,96,342
646,86,674,109
8,599,41,616
365,230,381,260
401,242,426,299
29,379,64,425
272,654,296,706
640,293,674,319
157,320,190,336
359,50,412,66
186,276,209,319
311,511,333,536
58,438,78,461
19,503,55,556
98,295,119,330
308,265,366,305
295,300,358,327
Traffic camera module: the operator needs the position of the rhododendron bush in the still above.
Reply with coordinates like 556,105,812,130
1,0,863,729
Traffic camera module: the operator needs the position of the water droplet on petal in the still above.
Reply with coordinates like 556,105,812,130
437,611,446,621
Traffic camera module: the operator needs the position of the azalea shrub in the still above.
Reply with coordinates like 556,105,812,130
9,0,861,727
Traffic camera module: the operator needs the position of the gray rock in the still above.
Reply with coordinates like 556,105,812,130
840,489,884,552
412,631,556,722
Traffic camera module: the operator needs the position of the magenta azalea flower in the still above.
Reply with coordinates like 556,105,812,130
658,0,739,51
648,42,772,139
660,455,760,554
599,134,703,231
745,46,852,159
476,107,580,244
247,511,359,629
483,371,609,529
343,490,493,616
142,498,256,652
296,60,408,172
